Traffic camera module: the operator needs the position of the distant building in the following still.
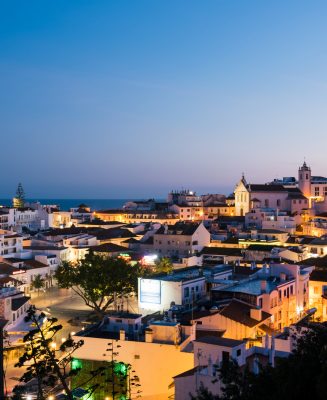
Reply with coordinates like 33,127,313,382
0,229,23,258
152,222,210,258
234,176,308,216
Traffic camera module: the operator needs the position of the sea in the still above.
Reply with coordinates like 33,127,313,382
0,198,134,211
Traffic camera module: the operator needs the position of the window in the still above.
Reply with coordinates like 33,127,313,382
134,355,140,359
277,199,281,207
258,298,263,308
236,349,241,357
315,187,320,196
314,286,319,295
184,287,190,298
264,199,269,207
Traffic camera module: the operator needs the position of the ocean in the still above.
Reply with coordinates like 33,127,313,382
0,198,132,211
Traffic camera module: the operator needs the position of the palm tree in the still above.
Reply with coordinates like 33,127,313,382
154,257,173,274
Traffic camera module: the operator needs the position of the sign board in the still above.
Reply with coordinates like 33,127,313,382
140,279,161,304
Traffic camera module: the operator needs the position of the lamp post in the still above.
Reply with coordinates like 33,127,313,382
0,319,8,399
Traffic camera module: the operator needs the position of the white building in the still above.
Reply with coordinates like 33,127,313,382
152,222,210,258
0,230,23,258
245,208,297,233
138,265,232,314
0,287,30,329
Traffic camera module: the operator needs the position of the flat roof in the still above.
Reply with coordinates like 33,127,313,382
215,277,295,296
195,336,245,347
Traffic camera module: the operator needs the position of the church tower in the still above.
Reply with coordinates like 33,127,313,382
298,161,311,199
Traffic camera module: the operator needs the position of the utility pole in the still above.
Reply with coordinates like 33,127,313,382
0,320,8,399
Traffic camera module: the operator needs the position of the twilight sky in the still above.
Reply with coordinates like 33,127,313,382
1,0,327,198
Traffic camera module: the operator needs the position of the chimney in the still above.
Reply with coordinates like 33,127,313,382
280,272,286,282
250,308,262,321
145,328,153,343
119,330,125,341
260,280,267,293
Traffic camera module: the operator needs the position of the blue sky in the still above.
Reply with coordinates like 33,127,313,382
1,0,327,198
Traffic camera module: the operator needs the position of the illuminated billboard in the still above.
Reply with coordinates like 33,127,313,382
140,279,161,304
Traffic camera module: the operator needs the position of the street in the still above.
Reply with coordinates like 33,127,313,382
4,286,92,395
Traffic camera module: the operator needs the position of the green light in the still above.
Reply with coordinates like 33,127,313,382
114,362,128,377
71,358,83,371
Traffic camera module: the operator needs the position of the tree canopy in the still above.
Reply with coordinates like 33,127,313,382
154,257,173,274
31,274,45,295
55,253,142,318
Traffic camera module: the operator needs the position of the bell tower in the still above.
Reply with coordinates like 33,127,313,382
298,161,311,199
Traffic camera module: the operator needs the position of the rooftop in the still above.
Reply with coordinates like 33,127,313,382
12,296,30,311
220,299,271,327
155,222,202,236
195,336,245,347
214,276,294,296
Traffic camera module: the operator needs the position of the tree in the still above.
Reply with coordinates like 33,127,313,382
55,253,142,319
191,383,220,400
31,274,45,296
13,183,25,208
14,306,84,400
154,257,173,274
16,183,25,201
69,340,141,399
